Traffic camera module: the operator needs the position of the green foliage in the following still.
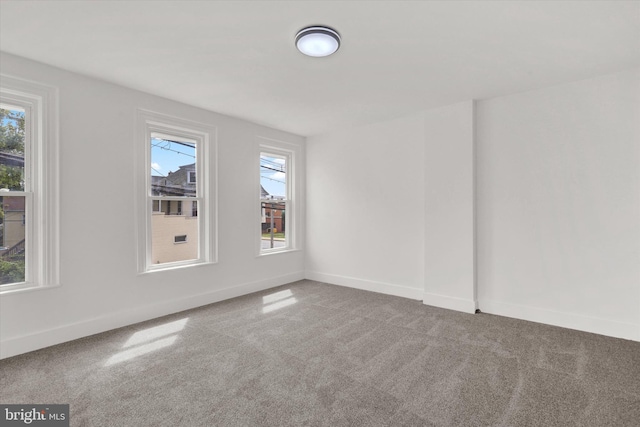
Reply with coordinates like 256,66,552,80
0,259,25,285
0,109,25,153
0,108,27,285
262,232,285,239
0,165,23,191
0,108,25,191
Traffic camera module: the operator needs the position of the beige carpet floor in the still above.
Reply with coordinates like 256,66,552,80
1,280,639,426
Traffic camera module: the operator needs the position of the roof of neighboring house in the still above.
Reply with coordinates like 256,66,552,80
261,185,269,198
151,163,196,197
0,152,24,167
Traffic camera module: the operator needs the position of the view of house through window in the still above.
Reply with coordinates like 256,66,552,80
0,107,27,285
150,134,199,265
260,152,288,251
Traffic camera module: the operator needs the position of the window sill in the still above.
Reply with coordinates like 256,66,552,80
257,247,301,258
139,259,217,275
0,282,61,296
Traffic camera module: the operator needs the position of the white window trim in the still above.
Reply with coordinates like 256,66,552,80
0,75,60,294
136,109,217,273
257,138,299,256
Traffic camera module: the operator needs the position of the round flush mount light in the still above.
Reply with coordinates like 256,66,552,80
295,26,341,57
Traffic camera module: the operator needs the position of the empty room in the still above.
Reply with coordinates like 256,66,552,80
0,1,639,426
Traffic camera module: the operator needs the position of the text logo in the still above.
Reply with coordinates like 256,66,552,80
1,405,69,427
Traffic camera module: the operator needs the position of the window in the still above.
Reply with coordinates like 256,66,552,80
259,143,295,254
0,76,59,293
137,110,216,272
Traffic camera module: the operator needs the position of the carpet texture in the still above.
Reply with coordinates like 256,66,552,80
1,280,639,426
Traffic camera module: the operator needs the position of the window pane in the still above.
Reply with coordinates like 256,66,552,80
261,200,286,250
260,154,286,199
0,195,26,284
260,153,287,251
151,199,198,264
151,135,196,198
0,107,26,191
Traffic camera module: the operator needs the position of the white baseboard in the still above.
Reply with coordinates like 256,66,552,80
0,271,305,359
479,299,640,342
422,292,478,314
305,271,423,300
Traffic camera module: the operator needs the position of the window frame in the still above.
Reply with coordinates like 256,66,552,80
0,75,60,294
257,139,298,256
136,110,217,273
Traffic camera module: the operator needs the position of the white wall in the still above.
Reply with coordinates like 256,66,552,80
306,69,639,341
2,53,637,359
0,52,305,358
423,101,476,313
476,69,640,340
306,101,477,309
306,113,425,299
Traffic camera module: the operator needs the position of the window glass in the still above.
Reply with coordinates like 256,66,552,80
151,136,196,197
150,134,198,265
260,153,288,251
0,107,26,285
0,77,60,292
138,110,215,273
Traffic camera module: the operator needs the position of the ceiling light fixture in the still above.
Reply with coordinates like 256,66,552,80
295,26,341,57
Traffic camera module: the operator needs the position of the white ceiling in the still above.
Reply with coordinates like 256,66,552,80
1,1,638,136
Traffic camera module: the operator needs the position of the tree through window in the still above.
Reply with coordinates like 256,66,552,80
0,76,59,292
0,107,26,285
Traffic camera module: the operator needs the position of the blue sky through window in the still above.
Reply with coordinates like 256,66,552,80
151,137,195,177
260,154,286,197
0,106,24,129
150,140,286,198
